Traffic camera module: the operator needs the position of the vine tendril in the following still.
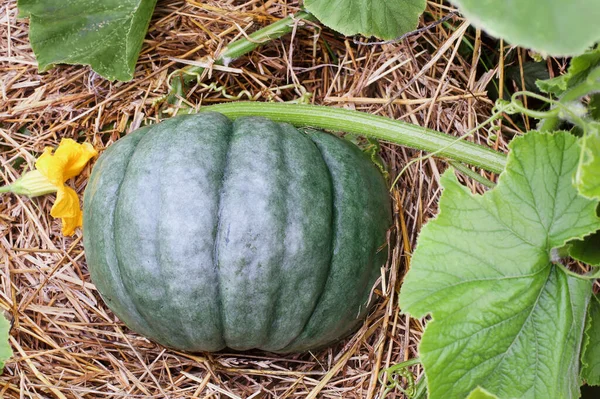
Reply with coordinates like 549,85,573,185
378,358,421,398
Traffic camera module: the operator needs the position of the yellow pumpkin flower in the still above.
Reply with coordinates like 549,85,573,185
0,139,97,236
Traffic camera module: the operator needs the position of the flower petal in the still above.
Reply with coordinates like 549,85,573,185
50,186,83,236
57,140,98,180
60,213,82,236
32,139,96,236
36,147,67,186
35,139,98,183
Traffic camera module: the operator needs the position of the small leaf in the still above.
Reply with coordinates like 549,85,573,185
582,294,600,385
18,0,158,81
466,387,499,399
304,0,426,40
504,61,549,94
536,48,600,96
450,0,600,56
588,94,600,121
0,312,12,373
575,123,600,200
568,231,600,267
399,131,600,399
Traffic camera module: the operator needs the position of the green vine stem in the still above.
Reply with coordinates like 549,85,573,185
449,161,496,188
413,375,427,399
555,262,600,281
510,90,595,136
167,11,317,101
199,102,508,174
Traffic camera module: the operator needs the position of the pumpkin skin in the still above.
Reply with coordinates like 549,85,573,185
83,112,392,353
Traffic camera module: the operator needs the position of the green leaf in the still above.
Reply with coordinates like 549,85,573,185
0,312,12,373
466,387,499,399
304,0,426,40
504,61,549,94
399,131,600,399
575,124,600,200
18,0,158,81
568,231,600,267
588,94,600,121
536,48,600,96
449,0,600,56
582,294,600,385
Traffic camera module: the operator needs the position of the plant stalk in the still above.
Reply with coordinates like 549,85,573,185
199,102,508,174
448,161,496,188
414,375,428,399
169,11,317,97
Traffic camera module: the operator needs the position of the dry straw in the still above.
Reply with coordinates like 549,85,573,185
0,0,517,397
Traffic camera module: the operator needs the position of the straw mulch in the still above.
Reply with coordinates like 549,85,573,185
1,0,522,397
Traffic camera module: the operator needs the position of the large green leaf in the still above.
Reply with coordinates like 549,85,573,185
582,294,600,386
399,131,600,399
304,0,426,40
450,0,600,56
0,312,11,373
18,0,158,81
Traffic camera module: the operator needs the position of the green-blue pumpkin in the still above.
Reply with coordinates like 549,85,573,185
83,112,391,353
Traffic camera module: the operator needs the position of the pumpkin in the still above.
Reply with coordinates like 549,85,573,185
83,112,392,353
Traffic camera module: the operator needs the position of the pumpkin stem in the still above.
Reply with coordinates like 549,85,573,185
198,102,508,174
